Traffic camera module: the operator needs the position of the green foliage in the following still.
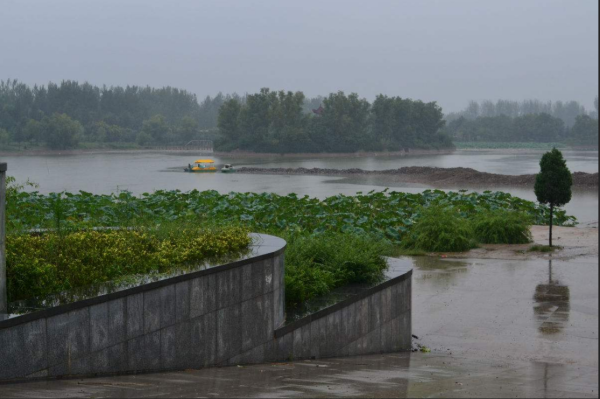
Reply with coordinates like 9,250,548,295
215,89,452,153
535,148,573,208
43,113,83,149
443,113,566,143
0,79,225,148
446,99,589,128
6,225,251,302
141,114,170,143
6,188,576,237
568,115,598,146
4,182,579,307
371,95,448,150
0,128,10,145
284,233,390,306
472,210,532,244
401,206,476,252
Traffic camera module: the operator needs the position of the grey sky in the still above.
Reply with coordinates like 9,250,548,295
1,0,597,113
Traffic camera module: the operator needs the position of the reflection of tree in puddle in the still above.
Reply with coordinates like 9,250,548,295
534,260,570,335
413,257,470,288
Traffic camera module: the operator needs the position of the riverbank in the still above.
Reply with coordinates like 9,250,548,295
236,166,598,188
444,225,598,260
215,148,455,158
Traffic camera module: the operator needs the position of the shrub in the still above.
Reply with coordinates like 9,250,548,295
6,225,250,302
283,232,391,306
402,205,476,252
472,210,532,244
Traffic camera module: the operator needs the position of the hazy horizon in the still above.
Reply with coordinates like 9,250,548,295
1,0,598,113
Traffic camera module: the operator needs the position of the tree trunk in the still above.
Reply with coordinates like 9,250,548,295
549,204,553,247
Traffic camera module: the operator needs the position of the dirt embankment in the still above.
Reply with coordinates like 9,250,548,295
236,166,598,188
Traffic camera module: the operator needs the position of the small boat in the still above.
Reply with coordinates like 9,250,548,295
184,159,217,172
221,164,235,173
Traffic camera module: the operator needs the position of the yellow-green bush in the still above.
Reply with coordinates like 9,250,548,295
7,226,250,302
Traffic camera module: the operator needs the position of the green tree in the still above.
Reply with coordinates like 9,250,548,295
569,115,598,145
43,113,83,149
177,116,199,143
217,99,242,142
0,128,10,146
22,119,42,143
136,131,152,146
534,148,572,246
141,114,169,143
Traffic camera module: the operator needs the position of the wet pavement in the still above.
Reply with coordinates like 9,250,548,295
1,255,597,398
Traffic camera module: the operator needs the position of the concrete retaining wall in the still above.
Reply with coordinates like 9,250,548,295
0,234,412,382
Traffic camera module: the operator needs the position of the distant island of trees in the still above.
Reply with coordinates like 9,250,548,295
0,79,597,152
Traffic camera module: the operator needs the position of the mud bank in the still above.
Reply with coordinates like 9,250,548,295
445,225,598,261
236,166,599,188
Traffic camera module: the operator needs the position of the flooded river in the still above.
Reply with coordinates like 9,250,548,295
1,150,597,225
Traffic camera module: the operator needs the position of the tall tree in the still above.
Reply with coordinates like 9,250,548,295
534,148,572,246
141,114,169,143
43,113,83,149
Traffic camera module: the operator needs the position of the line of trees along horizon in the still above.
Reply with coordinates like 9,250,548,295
0,79,597,151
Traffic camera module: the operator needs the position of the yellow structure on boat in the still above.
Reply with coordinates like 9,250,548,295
185,159,217,172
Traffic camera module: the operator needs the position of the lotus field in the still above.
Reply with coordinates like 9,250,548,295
7,188,576,238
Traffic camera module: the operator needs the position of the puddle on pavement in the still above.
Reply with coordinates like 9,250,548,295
534,260,570,335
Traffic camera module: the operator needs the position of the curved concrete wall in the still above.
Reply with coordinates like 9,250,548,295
0,234,412,382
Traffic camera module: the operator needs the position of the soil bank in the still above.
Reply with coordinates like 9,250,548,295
236,166,599,188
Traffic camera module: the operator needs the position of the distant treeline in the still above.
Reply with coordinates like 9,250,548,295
442,111,598,146
0,79,234,148
447,98,598,127
1,79,597,151
443,98,598,146
217,88,452,153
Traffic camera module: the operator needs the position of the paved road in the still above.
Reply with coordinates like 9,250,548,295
1,255,597,398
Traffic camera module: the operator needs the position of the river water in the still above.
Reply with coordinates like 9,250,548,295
1,150,597,225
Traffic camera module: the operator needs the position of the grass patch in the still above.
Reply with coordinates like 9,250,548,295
528,244,562,253
472,210,532,244
401,206,476,252
283,232,392,307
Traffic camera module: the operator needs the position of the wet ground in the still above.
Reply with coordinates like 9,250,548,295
2,252,596,398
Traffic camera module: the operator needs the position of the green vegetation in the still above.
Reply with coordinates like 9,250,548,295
5,183,577,305
284,233,391,307
0,79,226,149
535,148,573,246
443,97,598,146
446,98,597,128
6,225,251,303
217,89,452,153
401,206,476,252
472,210,532,244
6,188,576,237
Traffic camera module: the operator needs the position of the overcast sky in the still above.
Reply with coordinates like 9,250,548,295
1,0,598,113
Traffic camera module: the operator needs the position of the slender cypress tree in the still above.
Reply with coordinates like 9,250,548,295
534,148,572,246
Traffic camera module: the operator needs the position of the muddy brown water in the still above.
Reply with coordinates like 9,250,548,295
0,149,597,224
